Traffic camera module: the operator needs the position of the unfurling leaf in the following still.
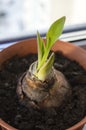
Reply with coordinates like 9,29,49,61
34,16,66,81
36,53,54,81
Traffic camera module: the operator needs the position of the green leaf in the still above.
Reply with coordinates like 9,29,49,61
46,16,66,49
37,47,49,70
34,16,66,81
36,53,54,81
37,31,45,67
37,16,66,71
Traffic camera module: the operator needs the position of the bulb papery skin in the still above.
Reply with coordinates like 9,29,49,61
17,61,71,108
28,61,38,79
22,62,56,103
28,61,54,82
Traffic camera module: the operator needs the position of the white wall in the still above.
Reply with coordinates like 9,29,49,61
50,0,86,25
0,0,86,39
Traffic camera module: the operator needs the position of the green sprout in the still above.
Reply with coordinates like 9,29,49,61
34,16,66,81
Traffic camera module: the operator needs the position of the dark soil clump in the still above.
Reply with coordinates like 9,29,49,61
0,52,86,130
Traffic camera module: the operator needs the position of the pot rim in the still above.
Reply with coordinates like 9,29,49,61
0,39,86,130
67,117,86,130
0,118,18,130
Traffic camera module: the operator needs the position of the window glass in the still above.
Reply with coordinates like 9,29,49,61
0,0,86,40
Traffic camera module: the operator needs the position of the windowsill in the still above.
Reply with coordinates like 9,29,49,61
0,24,86,51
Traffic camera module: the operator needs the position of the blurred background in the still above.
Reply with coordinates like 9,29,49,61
0,0,86,47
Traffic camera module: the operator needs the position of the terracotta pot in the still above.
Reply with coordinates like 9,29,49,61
0,39,86,130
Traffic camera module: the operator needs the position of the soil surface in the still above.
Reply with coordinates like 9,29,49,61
0,52,86,130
